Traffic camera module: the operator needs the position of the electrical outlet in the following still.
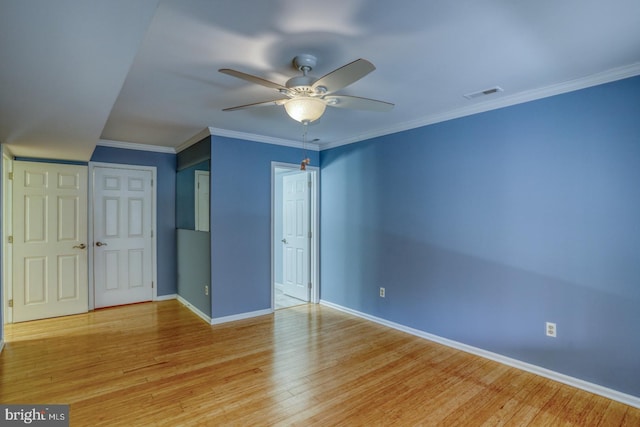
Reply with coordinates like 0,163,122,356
379,287,385,298
204,285,209,296
546,322,556,337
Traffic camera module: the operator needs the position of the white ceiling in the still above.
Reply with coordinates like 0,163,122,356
1,0,639,161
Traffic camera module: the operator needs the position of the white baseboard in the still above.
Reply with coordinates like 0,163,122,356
0,339,4,354
211,308,273,325
155,293,177,301
177,295,212,324
320,300,640,409
176,294,273,326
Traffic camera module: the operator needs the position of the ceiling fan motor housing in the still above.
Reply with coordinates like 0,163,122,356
286,75,317,92
293,54,317,72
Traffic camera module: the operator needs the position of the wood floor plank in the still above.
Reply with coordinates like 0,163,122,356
1,300,638,426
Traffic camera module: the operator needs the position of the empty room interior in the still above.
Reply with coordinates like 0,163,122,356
1,1,639,425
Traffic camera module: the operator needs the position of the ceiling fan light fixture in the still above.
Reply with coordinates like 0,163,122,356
284,97,326,123
220,56,394,121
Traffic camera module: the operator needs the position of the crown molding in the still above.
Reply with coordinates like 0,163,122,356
321,62,640,150
175,128,212,153
207,127,321,151
98,139,175,154
103,64,640,155
2,144,15,158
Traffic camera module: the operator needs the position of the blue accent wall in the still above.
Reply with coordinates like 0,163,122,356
210,136,319,318
177,229,211,317
320,75,640,397
91,146,177,296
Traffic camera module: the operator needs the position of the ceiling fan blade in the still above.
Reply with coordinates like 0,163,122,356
222,99,288,111
312,59,376,94
219,68,288,92
325,95,394,112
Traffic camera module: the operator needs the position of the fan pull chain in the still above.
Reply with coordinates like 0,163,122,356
300,123,310,170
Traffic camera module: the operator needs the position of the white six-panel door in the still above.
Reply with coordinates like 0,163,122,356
93,166,153,308
12,161,88,322
282,172,310,301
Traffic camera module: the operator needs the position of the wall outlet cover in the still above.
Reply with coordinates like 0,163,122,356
546,322,557,337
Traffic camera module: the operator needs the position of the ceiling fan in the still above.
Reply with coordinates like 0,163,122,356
219,54,394,124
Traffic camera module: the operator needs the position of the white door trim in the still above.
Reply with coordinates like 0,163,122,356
2,149,13,326
88,162,157,310
270,162,320,309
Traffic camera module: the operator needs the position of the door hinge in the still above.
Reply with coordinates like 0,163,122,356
308,282,312,289
7,235,13,243
308,180,311,188
152,281,154,289
8,299,13,308
151,230,154,238
8,172,13,180
308,231,312,238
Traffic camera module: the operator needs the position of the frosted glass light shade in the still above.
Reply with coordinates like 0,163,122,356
284,97,326,123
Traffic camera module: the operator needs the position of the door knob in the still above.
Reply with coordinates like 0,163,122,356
281,238,288,244
73,243,87,249
95,241,108,247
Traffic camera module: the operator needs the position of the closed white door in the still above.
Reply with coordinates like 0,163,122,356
12,161,88,322
93,166,153,308
282,172,310,301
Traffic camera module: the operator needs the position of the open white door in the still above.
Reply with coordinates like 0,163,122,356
282,172,310,301
92,166,153,308
12,161,88,322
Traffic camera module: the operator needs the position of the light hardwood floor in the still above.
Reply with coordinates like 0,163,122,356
1,301,638,426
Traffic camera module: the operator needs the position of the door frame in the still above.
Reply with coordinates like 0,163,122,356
88,162,158,310
2,148,13,328
270,162,319,308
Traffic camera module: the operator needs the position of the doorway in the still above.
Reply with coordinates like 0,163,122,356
272,163,319,310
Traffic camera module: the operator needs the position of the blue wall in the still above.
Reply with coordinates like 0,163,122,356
91,146,177,296
177,229,211,317
210,136,319,318
320,75,640,397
